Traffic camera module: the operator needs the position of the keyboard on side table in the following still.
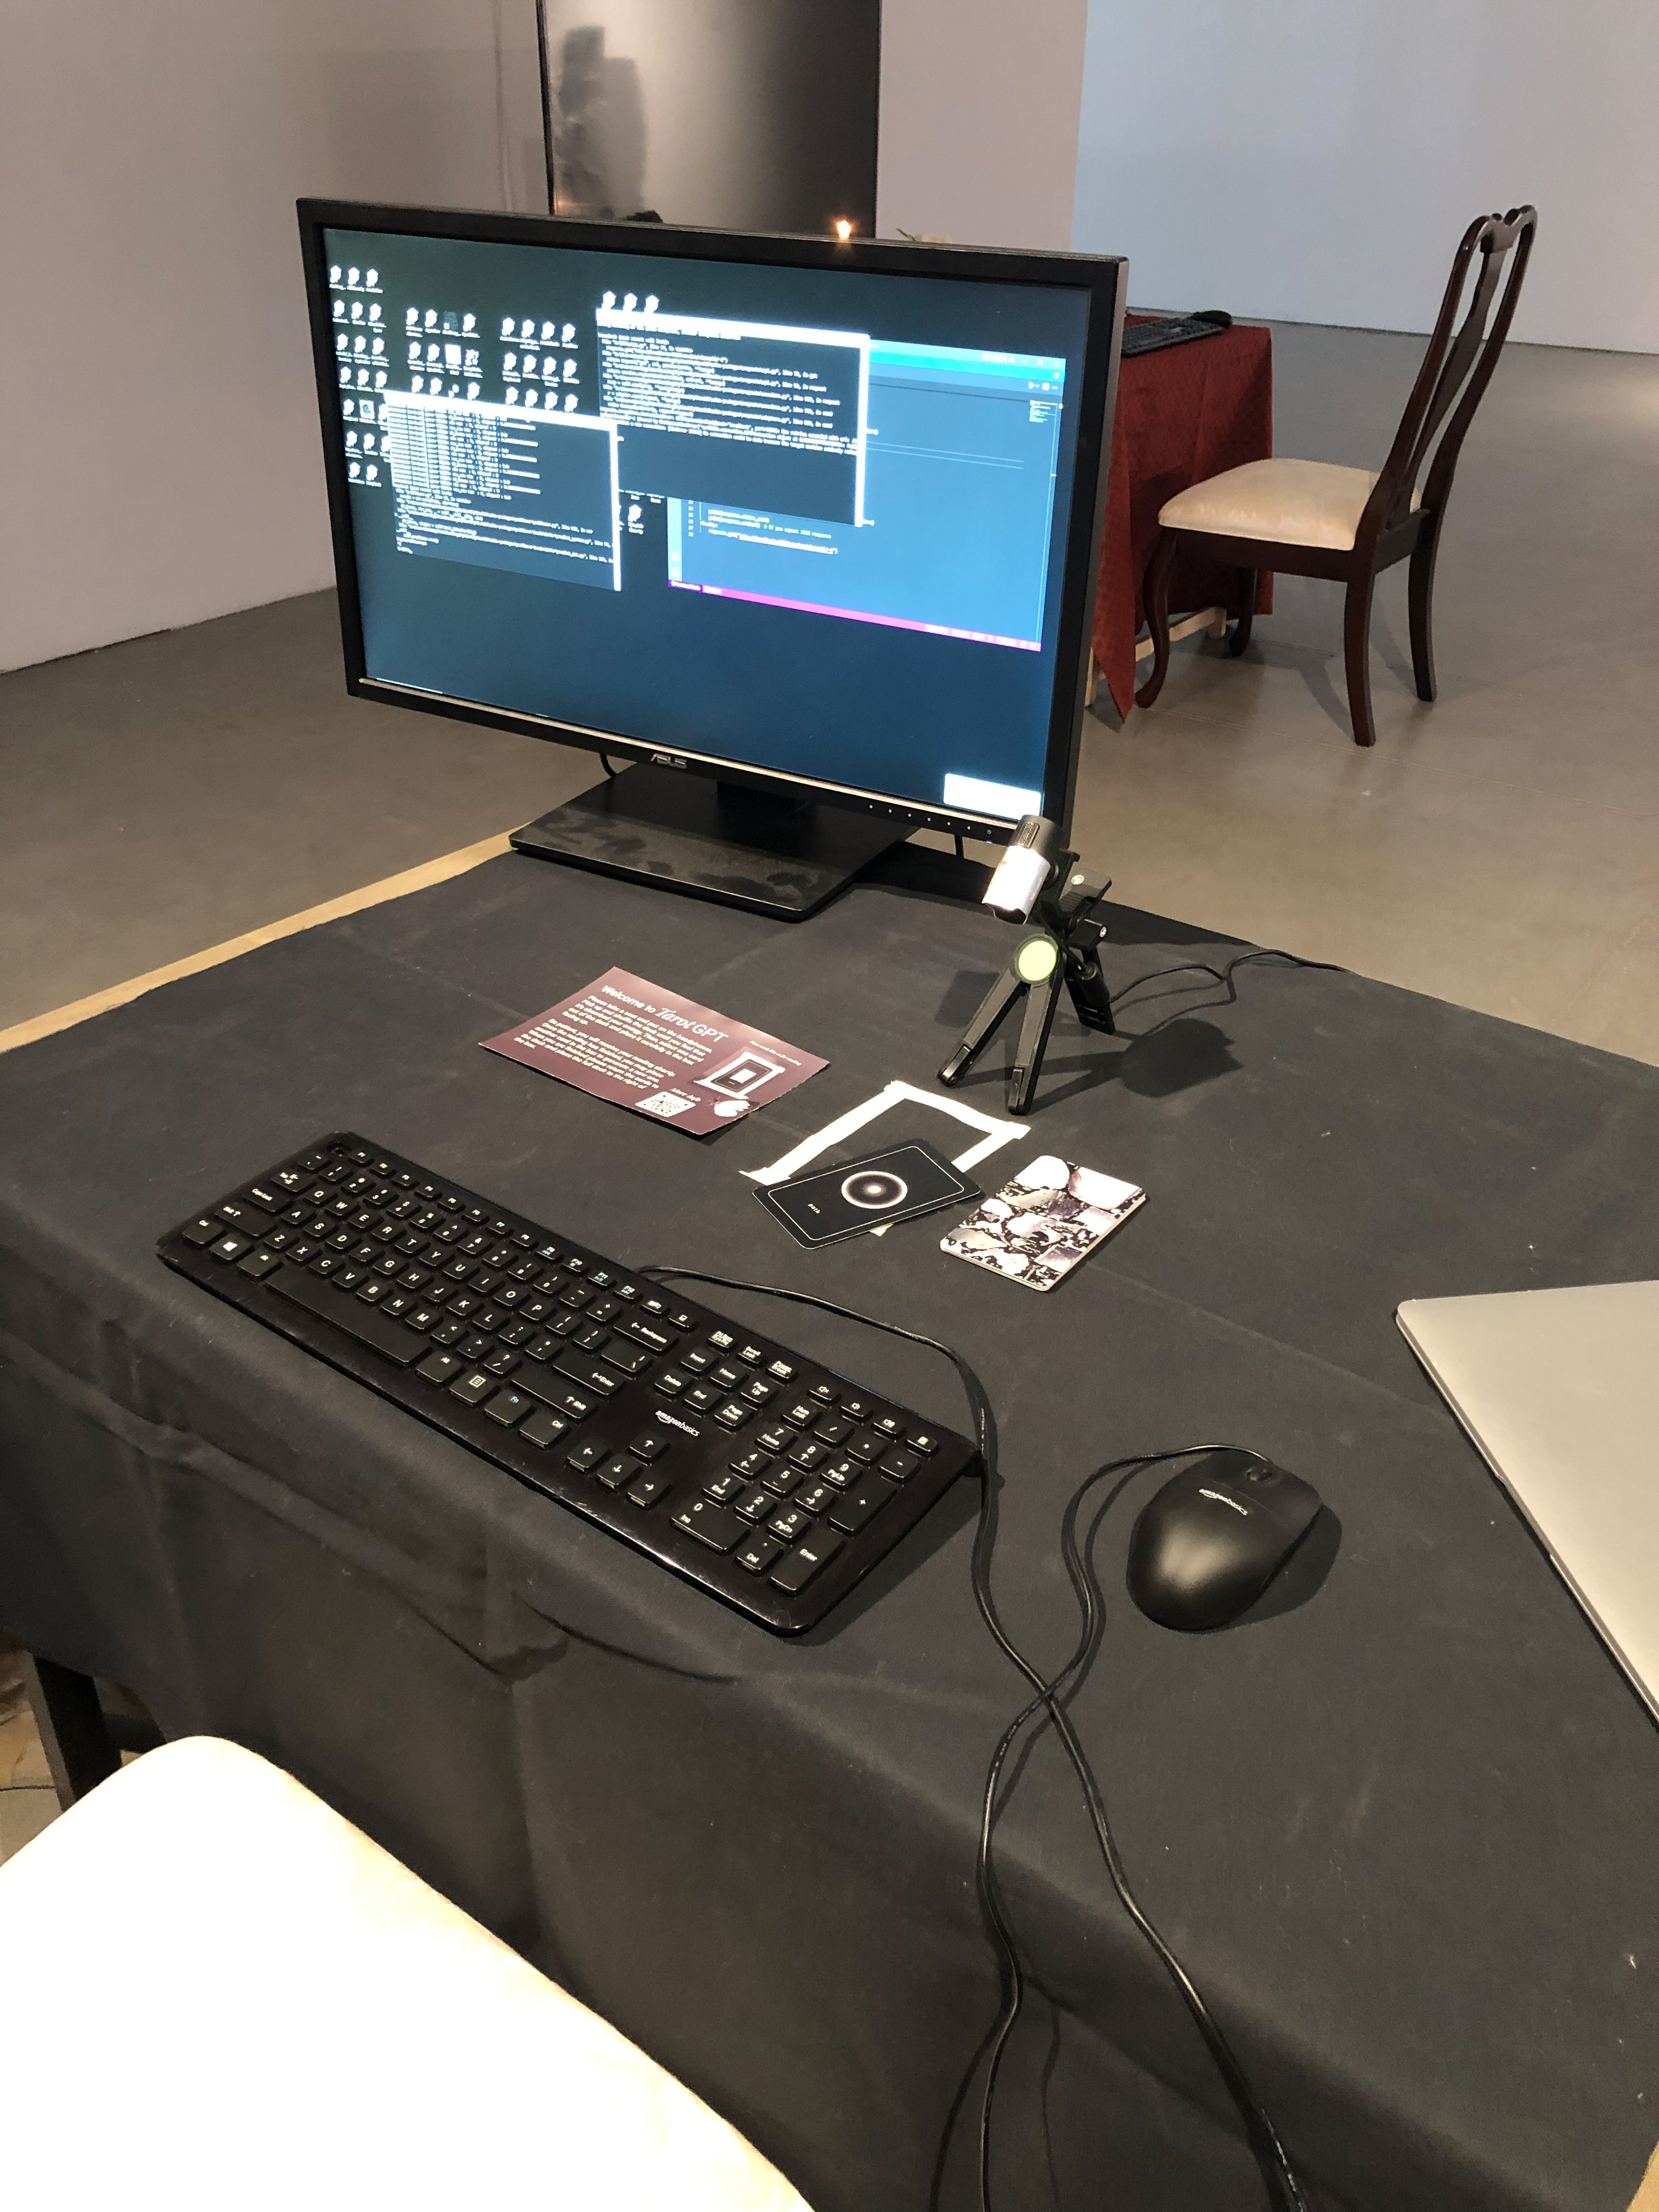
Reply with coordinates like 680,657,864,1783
159,1132,978,1634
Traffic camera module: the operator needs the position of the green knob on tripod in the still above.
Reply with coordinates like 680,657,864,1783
1015,933,1059,984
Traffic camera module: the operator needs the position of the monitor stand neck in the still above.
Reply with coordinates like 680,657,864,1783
509,763,906,920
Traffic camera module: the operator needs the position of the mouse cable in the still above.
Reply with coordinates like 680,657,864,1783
972,1445,1309,2212
640,1265,1308,2212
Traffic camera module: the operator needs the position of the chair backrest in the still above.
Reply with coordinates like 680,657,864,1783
1361,206,1537,544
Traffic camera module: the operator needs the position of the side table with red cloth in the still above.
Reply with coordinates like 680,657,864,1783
1091,319,1275,715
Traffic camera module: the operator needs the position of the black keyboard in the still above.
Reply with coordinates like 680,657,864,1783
159,1132,978,1634
1120,311,1232,357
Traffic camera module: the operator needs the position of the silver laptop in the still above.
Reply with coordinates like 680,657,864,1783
1397,1281,1659,1723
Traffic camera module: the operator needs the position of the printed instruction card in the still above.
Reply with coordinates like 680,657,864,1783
482,967,826,1136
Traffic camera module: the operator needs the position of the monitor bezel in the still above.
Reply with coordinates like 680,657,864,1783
297,198,1125,844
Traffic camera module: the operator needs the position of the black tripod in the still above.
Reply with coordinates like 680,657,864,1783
938,860,1116,1114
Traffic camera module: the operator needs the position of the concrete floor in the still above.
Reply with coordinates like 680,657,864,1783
3,323,1657,1057
0,595,598,1029
0,1646,57,1866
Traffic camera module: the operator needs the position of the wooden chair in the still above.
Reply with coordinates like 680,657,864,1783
1135,206,1538,746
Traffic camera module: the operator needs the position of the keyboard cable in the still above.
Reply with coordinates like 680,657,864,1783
641,1264,1310,2212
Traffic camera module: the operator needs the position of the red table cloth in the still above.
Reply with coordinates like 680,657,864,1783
1091,319,1274,715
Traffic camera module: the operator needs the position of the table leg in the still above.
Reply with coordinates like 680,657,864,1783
1133,607,1227,663
21,1653,121,1808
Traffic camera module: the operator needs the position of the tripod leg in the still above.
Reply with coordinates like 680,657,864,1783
939,961,1026,1085
1008,967,1063,1114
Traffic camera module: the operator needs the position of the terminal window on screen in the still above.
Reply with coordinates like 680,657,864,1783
326,237,1082,822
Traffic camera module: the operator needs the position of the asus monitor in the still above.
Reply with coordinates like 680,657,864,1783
300,201,1125,916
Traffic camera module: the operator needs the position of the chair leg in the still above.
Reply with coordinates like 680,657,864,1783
1408,516,1441,702
1342,569,1378,747
1135,531,1180,708
1229,568,1256,657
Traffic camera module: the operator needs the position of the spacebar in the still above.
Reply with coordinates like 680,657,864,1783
266,1263,422,1367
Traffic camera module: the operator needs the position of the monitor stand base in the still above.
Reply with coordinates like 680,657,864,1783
510,765,907,920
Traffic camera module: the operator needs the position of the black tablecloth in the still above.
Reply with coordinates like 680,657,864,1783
2,849,1656,2212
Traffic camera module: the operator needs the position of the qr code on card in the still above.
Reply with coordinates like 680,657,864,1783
638,1091,697,1118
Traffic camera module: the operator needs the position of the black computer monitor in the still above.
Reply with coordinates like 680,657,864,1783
299,201,1125,917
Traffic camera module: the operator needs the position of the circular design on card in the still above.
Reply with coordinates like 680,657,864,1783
713,1099,750,1118
840,1171,909,1211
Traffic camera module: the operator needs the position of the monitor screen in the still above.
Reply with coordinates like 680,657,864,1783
306,210,1122,835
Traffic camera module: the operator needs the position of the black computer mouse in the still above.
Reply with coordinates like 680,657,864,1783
1126,1449,1323,1631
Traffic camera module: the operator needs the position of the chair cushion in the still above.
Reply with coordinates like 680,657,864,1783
1158,457,1419,551
0,1737,811,2211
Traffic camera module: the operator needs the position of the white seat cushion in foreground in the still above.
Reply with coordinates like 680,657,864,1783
0,1737,812,2212
1158,456,1420,551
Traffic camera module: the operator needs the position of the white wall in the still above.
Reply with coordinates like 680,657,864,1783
1073,0,1659,353
0,0,1096,673
0,1,545,673
877,0,1090,251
